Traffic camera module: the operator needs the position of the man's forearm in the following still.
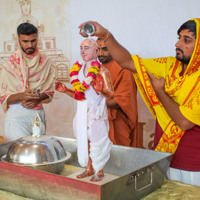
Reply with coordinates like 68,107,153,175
156,90,195,130
7,93,24,105
105,33,136,72
7,92,48,105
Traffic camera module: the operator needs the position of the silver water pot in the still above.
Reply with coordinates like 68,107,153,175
80,23,95,36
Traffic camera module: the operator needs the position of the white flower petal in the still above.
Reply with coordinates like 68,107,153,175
70,75,78,82
78,61,83,65
85,76,93,84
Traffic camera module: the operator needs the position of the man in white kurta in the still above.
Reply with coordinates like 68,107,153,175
0,23,54,141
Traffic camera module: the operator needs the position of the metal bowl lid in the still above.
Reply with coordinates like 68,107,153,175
2,135,70,165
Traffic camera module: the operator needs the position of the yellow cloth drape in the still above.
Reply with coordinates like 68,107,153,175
132,18,200,153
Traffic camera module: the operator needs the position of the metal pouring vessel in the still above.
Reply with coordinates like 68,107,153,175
80,23,95,36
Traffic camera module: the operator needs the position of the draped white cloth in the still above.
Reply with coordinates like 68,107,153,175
4,104,46,141
73,64,112,173
167,167,200,186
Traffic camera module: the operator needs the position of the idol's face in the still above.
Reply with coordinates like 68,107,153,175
175,29,196,64
19,33,37,55
21,1,31,16
80,41,97,61
97,39,112,64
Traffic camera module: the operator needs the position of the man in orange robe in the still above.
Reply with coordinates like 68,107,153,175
97,38,140,147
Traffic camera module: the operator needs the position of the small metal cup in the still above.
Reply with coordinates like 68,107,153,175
80,23,95,36
34,89,40,95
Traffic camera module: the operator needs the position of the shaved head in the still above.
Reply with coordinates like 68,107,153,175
81,38,98,50
80,38,98,61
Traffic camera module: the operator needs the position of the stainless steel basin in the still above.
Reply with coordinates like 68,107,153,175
1,135,71,174
0,137,173,200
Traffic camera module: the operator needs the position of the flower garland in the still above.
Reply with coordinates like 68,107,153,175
70,60,101,101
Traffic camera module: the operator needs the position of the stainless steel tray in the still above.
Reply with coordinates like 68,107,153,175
0,137,173,200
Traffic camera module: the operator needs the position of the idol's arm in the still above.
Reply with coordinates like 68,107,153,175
55,82,75,99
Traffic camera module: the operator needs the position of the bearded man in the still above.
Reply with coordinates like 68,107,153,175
97,38,140,147
0,23,54,141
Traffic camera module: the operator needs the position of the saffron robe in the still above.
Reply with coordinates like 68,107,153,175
103,61,140,147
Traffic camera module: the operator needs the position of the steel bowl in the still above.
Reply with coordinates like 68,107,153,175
1,135,71,174
80,23,95,36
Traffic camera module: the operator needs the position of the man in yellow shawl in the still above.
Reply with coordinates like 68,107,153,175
0,23,54,141
78,18,200,186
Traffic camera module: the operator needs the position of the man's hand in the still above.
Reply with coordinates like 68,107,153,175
147,72,195,130
147,72,165,95
78,21,136,72
78,21,108,40
7,89,49,109
21,99,41,109
21,89,41,109
7,89,40,108
21,89,40,101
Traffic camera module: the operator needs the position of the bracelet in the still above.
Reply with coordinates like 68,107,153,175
101,29,110,42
